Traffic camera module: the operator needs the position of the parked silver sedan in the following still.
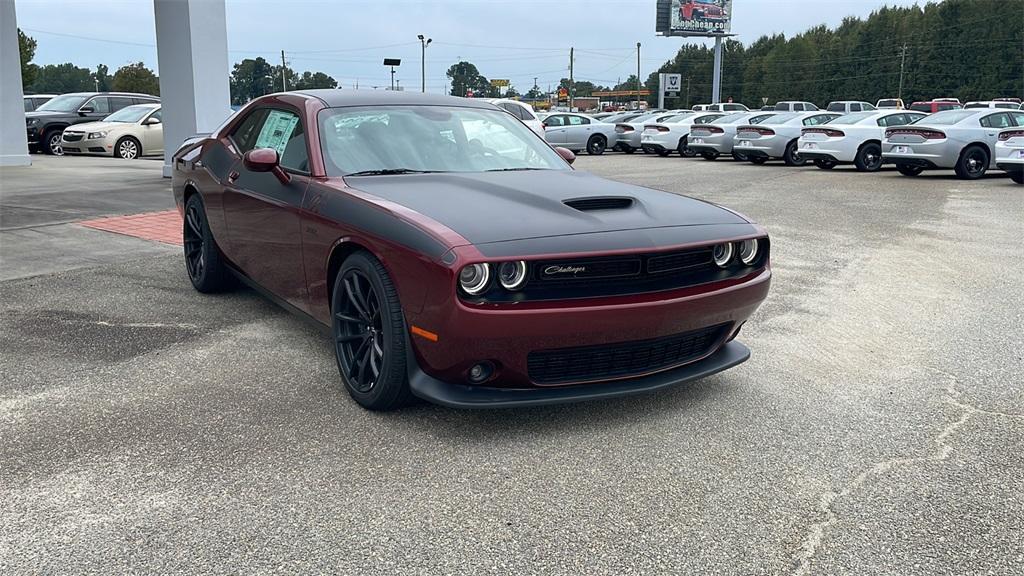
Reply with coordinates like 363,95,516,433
687,111,776,160
797,110,927,171
639,112,722,157
883,109,1024,179
613,111,684,153
733,112,842,165
541,112,618,155
995,127,1024,184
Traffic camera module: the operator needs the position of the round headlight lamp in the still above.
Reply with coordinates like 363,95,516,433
498,261,528,290
459,263,490,295
712,243,734,268
739,239,759,265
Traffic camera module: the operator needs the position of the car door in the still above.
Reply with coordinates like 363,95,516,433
221,106,312,310
141,108,163,154
543,114,568,145
565,114,591,148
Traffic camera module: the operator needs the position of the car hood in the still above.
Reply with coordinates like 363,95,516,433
346,169,748,246
25,110,71,120
63,121,125,132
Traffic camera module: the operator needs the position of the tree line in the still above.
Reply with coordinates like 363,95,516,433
645,0,1023,107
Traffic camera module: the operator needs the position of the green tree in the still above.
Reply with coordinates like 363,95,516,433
230,57,275,105
93,64,111,92
446,61,489,97
29,63,93,93
111,62,159,95
293,71,338,90
18,29,38,89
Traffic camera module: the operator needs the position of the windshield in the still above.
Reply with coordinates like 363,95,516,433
36,94,89,112
712,113,748,124
827,112,876,125
761,113,800,125
917,110,977,125
878,100,899,107
318,105,568,176
104,105,154,123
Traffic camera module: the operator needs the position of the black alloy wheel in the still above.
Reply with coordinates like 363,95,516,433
586,135,606,155
183,194,231,293
896,163,924,177
331,252,411,410
783,140,807,166
45,131,64,156
954,145,989,180
854,142,883,172
678,137,696,158
732,150,749,162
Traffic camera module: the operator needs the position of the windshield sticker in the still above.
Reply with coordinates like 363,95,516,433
255,110,299,155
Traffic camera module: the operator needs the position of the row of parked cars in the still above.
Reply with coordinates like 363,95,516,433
531,101,1024,183
23,91,163,159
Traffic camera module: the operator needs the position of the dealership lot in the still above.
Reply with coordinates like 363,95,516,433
1,156,1022,574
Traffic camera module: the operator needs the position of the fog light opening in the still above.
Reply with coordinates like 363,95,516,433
468,361,495,384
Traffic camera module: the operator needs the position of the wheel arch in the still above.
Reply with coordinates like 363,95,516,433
961,141,992,161
116,134,143,154
326,238,379,308
858,138,882,150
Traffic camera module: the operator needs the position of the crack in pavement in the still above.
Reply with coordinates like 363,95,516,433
789,367,1024,576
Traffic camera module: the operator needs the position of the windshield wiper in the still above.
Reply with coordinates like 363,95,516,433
484,167,550,172
345,168,441,176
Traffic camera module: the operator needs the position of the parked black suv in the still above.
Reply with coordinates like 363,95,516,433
25,92,160,155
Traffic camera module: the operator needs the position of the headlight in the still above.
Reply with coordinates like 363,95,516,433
497,261,528,290
26,118,38,126
739,239,759,265
87,131,108,139
712,243,734,268
459,263,490,295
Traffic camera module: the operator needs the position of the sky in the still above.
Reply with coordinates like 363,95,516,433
15,0,930,93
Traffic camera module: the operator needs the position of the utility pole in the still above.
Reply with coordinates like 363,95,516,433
281,50,288,91
569,47,574,111
636,42,641,110
711,34,723,103
898,43,908,101
418,34,432,93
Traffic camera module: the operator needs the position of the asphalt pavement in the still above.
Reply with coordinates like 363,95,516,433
1,153,1022,575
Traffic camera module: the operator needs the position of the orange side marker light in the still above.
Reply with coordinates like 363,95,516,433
410,325,439,342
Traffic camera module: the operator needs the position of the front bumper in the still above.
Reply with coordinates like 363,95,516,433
409,339,751,408
61,135,114,155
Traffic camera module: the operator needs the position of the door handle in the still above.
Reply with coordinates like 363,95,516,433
227,170,240,184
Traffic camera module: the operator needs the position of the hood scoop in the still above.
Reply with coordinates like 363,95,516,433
563,196,635,212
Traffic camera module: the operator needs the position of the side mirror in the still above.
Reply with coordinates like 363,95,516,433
554,146,576,165
143,117,161,125
243,148,290,184
78,106,94,115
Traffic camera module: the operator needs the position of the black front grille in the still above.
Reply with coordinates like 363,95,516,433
528,324,730,384
648,248,713,273
62,132,84,142
539,257,641,281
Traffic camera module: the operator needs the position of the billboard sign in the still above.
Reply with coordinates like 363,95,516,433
656,0,733,37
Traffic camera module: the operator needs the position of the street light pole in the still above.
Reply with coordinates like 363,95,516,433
418,34,432,93
636,42,641,110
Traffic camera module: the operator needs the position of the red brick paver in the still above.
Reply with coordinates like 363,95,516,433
79,210,183,246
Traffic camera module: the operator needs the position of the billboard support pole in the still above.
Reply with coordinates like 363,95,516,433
712,34,723,104
658,74,665,110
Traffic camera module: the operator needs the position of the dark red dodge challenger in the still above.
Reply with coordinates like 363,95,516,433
172,91,771,410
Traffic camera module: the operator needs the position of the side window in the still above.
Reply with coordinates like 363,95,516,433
695,115,719,124
517,104,536,121
1008,112,1024,126
851,103,862,112
567,115,589,126
500,103,522,120
793,103,804,111
803,115,834,126
85,97,110,114
147,109,162,123
230,108,271,153
878,114,903,127
24,99,34,112
110,97,134,111
252,109,307,172
980,113,1011,129
544,115,565,127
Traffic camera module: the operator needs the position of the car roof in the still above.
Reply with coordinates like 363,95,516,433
56,92,159,98
296,89,497,109
25,94,58,98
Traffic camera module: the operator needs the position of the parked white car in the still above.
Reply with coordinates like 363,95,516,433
613,111,683,153
883,108,1024,179
540,112,618,155
60,103,163,159
734,111,841,165
485,99,545,138
797,110,927,171
707,102,750,112
995,127,1024,184
687,111,776,160
826,101,876,113
640,112,725,157
876,98,905,109
774,101,819,112
963,100,1020,110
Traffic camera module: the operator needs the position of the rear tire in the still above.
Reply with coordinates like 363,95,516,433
731,151,749,162
183,193,232,293
678,136,696,158
954,145,989,180
331,251,412,411
783,140,806,166
586,135,606,156
896,163,924,177
813,159,837,170
701,151,720,161
854,142,883,172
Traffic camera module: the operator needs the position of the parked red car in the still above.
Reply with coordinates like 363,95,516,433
172,91,770,410
681,0,726,20
909,100,963,113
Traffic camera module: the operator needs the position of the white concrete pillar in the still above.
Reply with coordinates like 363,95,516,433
154,0,231,177
0,0,31,167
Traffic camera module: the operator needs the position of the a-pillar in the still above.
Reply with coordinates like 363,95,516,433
153,0,231,177
0,0,31,167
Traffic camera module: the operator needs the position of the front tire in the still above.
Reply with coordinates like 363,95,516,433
896,163,924,177
586,135,607,156
854,142,883,172
183,193,232,293
954,145,988,180
331,251,412,411
783,140,806,166
116,136,141,160
43,130,64,155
